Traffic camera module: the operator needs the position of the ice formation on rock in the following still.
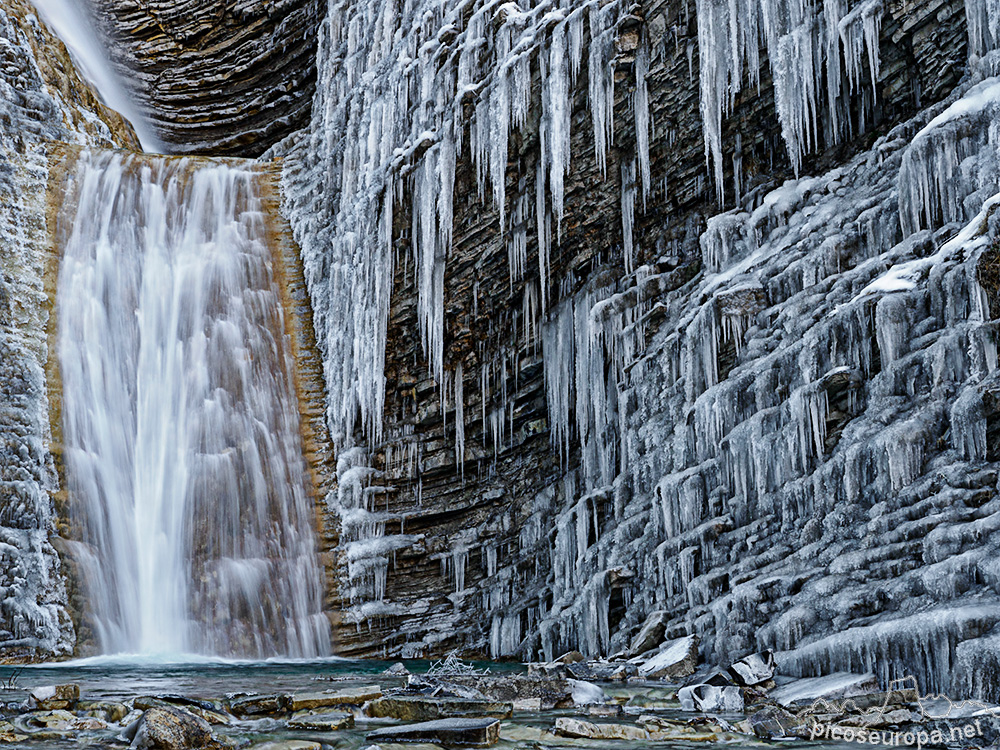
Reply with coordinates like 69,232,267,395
270,0,1000,696
528,63,1000,700
280,0,635,457
0,2,134,658
694,0,885,194
275,0,657,635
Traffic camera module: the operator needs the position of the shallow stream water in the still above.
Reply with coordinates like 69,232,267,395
0,658,859,750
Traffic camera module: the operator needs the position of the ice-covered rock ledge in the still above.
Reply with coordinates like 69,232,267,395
536,54,1000,700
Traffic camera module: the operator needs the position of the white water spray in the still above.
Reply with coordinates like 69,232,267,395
29,0,162,152
56,149,329,658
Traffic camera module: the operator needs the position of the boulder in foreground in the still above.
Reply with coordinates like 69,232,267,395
637,635,699,680
128,706,234,750
366,717,501,746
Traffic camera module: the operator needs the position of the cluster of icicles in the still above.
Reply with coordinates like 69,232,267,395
295,0,1000,462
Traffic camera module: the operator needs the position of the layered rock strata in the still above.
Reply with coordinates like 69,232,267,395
91,0,322,156
278,0,1000,706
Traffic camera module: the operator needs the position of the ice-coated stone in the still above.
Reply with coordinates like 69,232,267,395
678,684,745,713
727,651,775,686
769,672,879,707
629,611,671,656
637,636,699,680
568,679,606,706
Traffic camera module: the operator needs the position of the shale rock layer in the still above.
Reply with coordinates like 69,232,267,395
92,0,321,156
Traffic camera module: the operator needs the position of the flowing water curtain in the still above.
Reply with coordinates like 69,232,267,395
56,149,329,658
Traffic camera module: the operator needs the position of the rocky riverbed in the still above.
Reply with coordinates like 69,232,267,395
2,642,999,750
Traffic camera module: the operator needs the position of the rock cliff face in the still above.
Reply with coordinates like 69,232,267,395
277,0,1000,703
3,0,1000,707
0,0,135,660
91,0,321,156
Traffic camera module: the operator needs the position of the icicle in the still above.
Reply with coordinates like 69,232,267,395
839,0,882,94
455,361,465,477
508,178,529,285
634,29,652,205
542,299,576,461
536,144,552,312
621,159,637,273
588,2,615,177
547,21,572,239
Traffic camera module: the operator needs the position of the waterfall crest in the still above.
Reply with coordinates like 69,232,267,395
54,149,330,658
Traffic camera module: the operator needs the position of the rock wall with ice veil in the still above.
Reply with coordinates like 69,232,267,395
274,0,1000,700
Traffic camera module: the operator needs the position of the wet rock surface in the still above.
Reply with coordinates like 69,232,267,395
366,695,513,720
366,717,502,746
127,706,233,750
289,686,382,711
286,711,354,730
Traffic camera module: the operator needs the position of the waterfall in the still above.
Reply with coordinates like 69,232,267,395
54,149,330,659
29,0,162,152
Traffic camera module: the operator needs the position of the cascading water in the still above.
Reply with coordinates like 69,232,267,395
29,0,162,152
54,149,330,658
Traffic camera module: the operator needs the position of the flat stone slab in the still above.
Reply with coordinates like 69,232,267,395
287,711,355,731
366,717,501,746
367,696,512,720
429,675,571,709
250,742,323,750
230,694,286,716
554,717,648,740
638,715,736,741
288,685,382,711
